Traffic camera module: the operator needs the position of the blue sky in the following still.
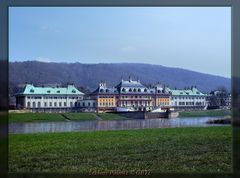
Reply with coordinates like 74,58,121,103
9,7,231,78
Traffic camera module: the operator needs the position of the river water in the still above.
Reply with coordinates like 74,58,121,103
9,116,229,134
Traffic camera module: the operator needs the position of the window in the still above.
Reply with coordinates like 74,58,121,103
70,102,73,107
138,88,141,92
27,102,31,107
64,102,66,106
27,96,30,99
44,102,47,107
59,102,62,107
54,102,57,107
32,102,36,108
88,102,90,106
129,88,132,92
49,102,52,107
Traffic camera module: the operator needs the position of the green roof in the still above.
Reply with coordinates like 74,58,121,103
20,84,84,95
165,87,206,96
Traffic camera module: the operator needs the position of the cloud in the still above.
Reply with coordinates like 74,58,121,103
121,46,136,52
40,25,61,33
35,57,54,63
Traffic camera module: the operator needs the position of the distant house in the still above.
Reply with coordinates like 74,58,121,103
15,84,84,112
206,90,231,109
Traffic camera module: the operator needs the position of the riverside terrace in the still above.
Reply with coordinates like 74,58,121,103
15,78,207,113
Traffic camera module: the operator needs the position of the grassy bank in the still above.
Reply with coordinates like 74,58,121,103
63,113,96,121
9,127,232,173
179,109,231,118
9,112,129,123
97,113,130,120
8,113,66,123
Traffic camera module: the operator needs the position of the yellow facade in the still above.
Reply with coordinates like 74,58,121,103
156,97,170,106
97,95,116,108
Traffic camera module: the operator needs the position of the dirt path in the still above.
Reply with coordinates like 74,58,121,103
60,114,71,121
91,113,102,120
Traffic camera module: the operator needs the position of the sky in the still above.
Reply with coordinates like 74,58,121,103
9,7,231,78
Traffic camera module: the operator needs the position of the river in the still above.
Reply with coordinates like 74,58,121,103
9,116,230,134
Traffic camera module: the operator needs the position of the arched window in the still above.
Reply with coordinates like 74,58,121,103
100,89,104,93
144,88,147,92
38,102,41,107
122,88,126,92
129,88,132,92
133,88,137,92
27,102,31,108
138,88,141,92
32,102,36,108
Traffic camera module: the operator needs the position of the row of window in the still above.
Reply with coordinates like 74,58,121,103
27,101,76,108
98,96,115,98
121,95,151,99
120,101,151,105
121,88,147,92
177,102,205,106
99,102,115,106
172,96,205,100
157,102,169,106
27,96,82,100
80,102,96,107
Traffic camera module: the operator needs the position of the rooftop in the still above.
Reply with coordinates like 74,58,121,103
165,87,206,96
16,84,84,95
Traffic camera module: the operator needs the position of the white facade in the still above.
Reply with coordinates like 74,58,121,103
24,95,83,109
170,95,206,107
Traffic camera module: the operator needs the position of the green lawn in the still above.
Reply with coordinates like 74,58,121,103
8,113,66,123
179,109,231,118
63,113,96,121
9,127,232,174
97,113,130,120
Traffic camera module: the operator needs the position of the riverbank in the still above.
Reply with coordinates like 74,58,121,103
207,116,232,124
9,126,232,174
8,112,130,123
179,109,231,118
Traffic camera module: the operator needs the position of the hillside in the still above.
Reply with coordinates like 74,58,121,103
9,61,231,94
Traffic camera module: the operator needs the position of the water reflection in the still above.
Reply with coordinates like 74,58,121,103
9,117,229,134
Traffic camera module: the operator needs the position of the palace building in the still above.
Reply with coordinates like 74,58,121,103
15,79,207,113
15,84,84,112
79,78,171,112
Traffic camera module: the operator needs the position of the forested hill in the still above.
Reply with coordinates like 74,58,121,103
9,61,231,94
